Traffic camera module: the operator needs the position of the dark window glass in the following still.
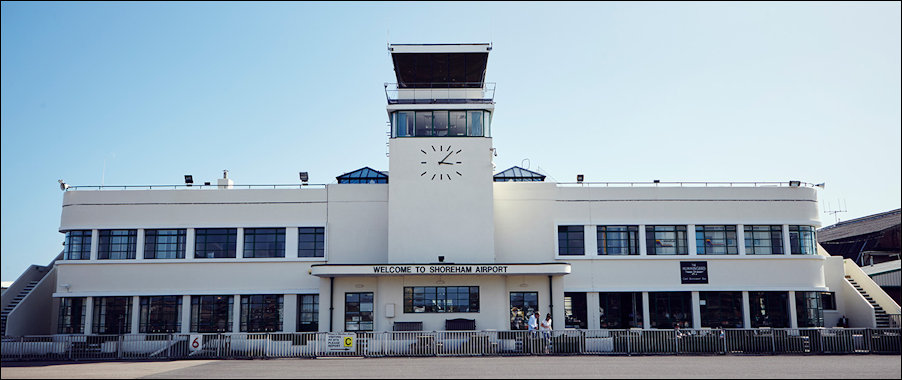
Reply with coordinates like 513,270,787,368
509,292,539,330
648,292,692,329
448,111,467,136
432,110,449,136
298,227,325,258
821,292,837,311
646,226,688,255
403,286,479,313
64,230,92,260
297,294,319,332
415,111,433,136
558,225,585,256
191,295,234,333
58,297,86,334
194,229,237,259
749,291,790,328
240,295,283,332
345,292,374,331
599,292,644,329
243,228,285,258
597,226,639,255
699,291,744,328
564,292,588,329
744,225,784,255
695,225,738,255
139,296,182,333
789,226,817,255
144,229,186,259
795,291,824,328
92,296,132,334
97,230,137,260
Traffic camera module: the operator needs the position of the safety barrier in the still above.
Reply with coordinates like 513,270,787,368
2,328,898,361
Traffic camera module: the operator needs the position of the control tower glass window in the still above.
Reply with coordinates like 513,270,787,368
415,111,433,136
449,111,466,136
393,110,490,137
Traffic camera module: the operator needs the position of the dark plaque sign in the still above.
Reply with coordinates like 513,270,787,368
680,261,708,284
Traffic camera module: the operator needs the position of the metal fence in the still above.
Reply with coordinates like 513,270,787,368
2,328,899,361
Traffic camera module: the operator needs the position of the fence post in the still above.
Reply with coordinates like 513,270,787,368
68,335,74,361
166,334,171,359
118,335,123,359
626,331,631,356
19,336,24,361
771,331,776,354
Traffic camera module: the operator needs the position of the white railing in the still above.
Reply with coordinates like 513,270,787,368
555,181,820,188
65,184,328,191
2,328,899,361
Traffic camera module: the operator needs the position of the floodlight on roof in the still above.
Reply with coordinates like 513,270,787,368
789,180,801,187
184,175,194,186
299,172,309,183
577,174,584,183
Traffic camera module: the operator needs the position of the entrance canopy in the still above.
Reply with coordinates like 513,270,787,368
310,263,570,277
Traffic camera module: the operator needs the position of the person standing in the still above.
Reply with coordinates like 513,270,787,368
540,313,553,354
528,311,539,331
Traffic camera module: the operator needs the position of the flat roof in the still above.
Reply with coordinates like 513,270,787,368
389,43,491,88
388,43,492,54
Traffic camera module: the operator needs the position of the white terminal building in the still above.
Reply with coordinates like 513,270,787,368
2,43,899,337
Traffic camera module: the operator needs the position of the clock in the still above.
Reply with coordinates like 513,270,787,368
419,144,463,181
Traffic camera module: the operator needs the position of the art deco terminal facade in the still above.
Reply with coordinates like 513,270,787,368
2,43,898,337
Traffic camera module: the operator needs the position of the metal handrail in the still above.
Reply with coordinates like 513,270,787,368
556,181,820,188
385,82,496,104
65,184,328,191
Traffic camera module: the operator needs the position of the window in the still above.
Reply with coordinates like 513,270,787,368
449,111,467,136
790,226,817,255
795,291,824,328
395,111,414,137
240,295,283,332
97,229,137,260
392,110,489,137
243,228,285,258
92,296,132,334
58,297,86,334
63,230,92,260
139,296,182,333
821,292,837,311
509,292,538,330
646,226,688,255
597,226,639,255
749,291,790,328
194,228,237,259
649,292,692,329
695,225,738,255
744,225,784,255
403,286,479,313
599,292,643,329
144,229,186,259
564,292,587,329
298,227,325,258
415,111,433,136
345,292,374,331
468,111,484,137
558,225,585,256
432,110,449,136
297,295,319,332
191,295,234,333
699,292,744,328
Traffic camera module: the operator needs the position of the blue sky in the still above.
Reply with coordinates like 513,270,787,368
2,2,900,281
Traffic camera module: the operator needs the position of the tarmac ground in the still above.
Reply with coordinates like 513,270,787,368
2,355,901,379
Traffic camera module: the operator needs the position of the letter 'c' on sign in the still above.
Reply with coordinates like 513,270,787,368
344,337,353,347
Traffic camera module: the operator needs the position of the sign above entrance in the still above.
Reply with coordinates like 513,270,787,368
310,263,571,277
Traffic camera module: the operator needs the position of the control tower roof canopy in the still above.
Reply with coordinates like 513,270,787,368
389,43,491,88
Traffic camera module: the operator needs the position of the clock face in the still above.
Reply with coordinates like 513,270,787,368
419,144,463,181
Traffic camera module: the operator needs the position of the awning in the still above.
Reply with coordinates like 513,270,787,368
310,263,570,277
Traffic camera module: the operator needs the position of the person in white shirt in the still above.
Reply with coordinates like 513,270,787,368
527,311,539,331
540,313,553,353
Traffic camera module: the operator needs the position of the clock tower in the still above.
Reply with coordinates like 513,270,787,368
386,44,496,264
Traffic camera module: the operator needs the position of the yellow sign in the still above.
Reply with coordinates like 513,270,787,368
343,336,354,347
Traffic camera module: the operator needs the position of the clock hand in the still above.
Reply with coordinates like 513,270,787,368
438,151,453,164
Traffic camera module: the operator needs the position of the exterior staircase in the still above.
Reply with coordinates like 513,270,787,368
1,280,40,336
845,275,892,328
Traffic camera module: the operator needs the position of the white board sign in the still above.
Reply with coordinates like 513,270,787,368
327,333,355,352
189,334,203,352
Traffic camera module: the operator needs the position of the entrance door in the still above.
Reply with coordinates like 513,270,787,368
509,292,538,330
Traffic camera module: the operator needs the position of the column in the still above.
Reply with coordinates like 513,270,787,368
741,291,752,328
236,229,245,258
232,295,242,333
286,228,299,259
90,229,99,260
736,224,746,255
283,294,297,333
135,229,145,260
584,225,597,256
691,291,702,329
641,292,651,329
131,296,141,333
788,291,798,329
638,225,648,256
84,296,94,334
181,295,192,333
186,228,196,260
586,292,601,330
320,278,333,332
687,224,697,256
782,224,792,256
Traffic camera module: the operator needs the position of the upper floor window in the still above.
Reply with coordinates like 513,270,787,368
298,227,325,258
789,225,817,255
597,226,639,255
194,228,237,259
97,229,137,260
695,225,738,255
558,225,585,256
243,228,286,258
144,229,187,259
744,225,784,255
646,225,688,255
63,230,92,260
392,110,489,137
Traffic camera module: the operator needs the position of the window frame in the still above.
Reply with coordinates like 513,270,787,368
144,229,187,259
297,294,320,332
596,225,639,255
97,229,137,260
557,225,585,256
190,295,234,333
63,230,92,260
645,225,689,255
744,225,785,255
298,227,326,258
92,296,132,334
789,225,817,255
242,228,286,258
240,294,284,332
194,228,238,259
139,296,182,333
58,297,87,334
695,225,738,255
344,292,374,332
403,286,480,313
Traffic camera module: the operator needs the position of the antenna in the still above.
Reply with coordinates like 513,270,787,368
823,199,848,224
521,158,530,170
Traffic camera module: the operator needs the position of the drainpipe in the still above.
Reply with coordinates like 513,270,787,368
548,275,554,322
329,277,335,332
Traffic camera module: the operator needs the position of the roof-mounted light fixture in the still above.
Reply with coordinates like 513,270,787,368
577,174,584,183
299,172,309,186
58,179,69,191
815,182,826,189
789,180,801,187
184,175,194,186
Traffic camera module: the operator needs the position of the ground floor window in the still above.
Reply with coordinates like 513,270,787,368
564,292,587,329
403,286,479,313
345,292,373,331
510,292,539,330
240,295,283,332
92,296,132,334
649,292,692,329
749,291,789,328
795,291,824,328
821,292,837,311
700,291,744,328
297,294,319,332
191,295,234,333
58,297,86,334
599,292,644,329
139,296,182,333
